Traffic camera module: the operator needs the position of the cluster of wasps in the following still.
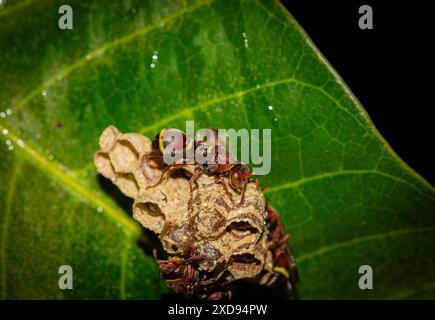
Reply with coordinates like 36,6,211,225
148,128,252,205
149,128,299,300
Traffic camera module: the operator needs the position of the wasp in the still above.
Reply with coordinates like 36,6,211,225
153,248,232,300
264,203,300,291
147,128,252,205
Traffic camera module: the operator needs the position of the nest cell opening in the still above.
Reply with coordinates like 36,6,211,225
116,172,139,198
226,220,259,238
110,140,140,172
228,253,263,279
94,152,116,179
134,201,165,233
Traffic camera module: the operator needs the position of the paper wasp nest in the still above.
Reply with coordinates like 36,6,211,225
94,126,297,299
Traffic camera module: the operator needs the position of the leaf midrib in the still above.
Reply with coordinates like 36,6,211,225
0,122,141,237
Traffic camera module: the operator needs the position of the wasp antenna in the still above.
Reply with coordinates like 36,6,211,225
238,182,247,206
255,177,260,190
147,155,165,162
275,234,290,245
147,165,171,189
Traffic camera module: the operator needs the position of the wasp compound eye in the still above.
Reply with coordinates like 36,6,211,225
229,170,242,191
95,126,299,300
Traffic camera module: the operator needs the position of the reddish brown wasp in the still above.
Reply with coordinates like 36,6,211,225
153,248,232,300
264,203,300,291
147,128,252,205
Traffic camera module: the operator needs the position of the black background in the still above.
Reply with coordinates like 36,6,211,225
281,0,434,185
0,300,431,318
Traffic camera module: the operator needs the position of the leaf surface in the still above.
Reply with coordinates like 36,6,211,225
0,0,434,299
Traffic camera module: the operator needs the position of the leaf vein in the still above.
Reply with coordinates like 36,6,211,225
11,0,212,115
297,226,435,263
137,77,368,136
264,169,429,197
1,159,22,299
0,0,34,19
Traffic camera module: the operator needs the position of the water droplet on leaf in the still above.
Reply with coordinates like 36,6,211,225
150,50,159,68
242,32,249,48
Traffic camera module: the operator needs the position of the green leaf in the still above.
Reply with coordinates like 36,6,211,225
1,0,434,299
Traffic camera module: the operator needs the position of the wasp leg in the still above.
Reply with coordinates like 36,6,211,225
199,268,226,286
155,254,205,269
207,290,232,300
214,175,234,204
265,272,280,288
147,162,188,189
152,248,159,260
146,164,173,189
237,170,253,206
238,181,247,206
275,234,290,246
252,176,268,192
187,166,203,207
